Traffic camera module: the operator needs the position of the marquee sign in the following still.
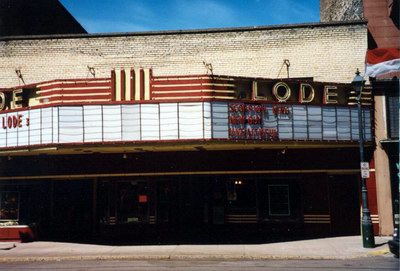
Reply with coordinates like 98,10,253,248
226,102,371,141
0,102,372,149
0,70,367,114
2,114,29,130
0,71,373,150
0,89,28,111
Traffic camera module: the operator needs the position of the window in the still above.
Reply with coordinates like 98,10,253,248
268,185,290,216
0,191,19,221
226,179,256,209
117,182,148,224
387,93,399,139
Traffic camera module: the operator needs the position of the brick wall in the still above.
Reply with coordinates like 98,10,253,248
320,0,364,22
0,22,367,88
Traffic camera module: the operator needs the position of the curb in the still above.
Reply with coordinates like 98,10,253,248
0,252,388,263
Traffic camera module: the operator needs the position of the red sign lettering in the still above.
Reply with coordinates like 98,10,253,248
2,115,26,130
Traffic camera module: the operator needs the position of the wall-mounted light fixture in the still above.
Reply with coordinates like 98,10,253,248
203,61,213,75
15,69,25,85
87,66,96,78
277,59,290,79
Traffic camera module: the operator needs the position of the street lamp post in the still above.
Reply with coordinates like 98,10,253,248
352,69,375,248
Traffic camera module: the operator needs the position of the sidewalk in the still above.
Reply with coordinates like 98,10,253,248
0,236,391,262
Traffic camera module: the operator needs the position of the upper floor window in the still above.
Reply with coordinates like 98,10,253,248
386,90,399,139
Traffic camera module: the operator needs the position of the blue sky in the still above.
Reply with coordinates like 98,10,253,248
60,0,320,33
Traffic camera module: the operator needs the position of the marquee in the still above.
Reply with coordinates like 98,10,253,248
0,70,372,150
0,102,371,149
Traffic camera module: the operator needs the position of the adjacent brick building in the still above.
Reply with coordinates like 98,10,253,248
0,0,86,37
320,0,364,22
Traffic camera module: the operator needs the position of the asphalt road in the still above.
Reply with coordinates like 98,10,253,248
0,256,398,271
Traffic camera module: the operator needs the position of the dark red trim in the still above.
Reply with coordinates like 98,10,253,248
111,70,116,102
131,69,135,101
37,77,110,85
1,73,353,93
0,98,365,114
140,69,145,101
149,69,153,100
152,78,234,86
120,69,126,101
38,88,111,96
153,74,212,79
1,78,111,93
153,92,234,98
153,75,353,87
38,82,111,91
41,95,112,102
152,85,235,91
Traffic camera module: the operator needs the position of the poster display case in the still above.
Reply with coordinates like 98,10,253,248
0,191,19,221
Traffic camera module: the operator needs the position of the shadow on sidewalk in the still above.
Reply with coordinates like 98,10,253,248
374,241,389,248
37,227,363,247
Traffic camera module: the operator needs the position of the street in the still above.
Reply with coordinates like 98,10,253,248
0,256,398,271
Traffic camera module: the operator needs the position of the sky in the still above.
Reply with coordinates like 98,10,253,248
60,0,320,33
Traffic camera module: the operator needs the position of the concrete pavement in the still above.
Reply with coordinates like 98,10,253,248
0,236,392,262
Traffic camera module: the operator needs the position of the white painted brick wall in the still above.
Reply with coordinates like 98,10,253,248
0,23,367,87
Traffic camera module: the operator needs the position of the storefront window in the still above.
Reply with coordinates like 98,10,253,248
0,191,19,221
226,179,256,209
268,184,290,216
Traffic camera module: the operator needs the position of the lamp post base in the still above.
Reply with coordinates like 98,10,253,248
362,219,375,248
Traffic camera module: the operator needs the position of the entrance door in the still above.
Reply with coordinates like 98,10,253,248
178,178,206,241
329,175,360,235
51,180,93,240
156,178,206,242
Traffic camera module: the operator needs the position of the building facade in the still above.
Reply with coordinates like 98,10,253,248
0,20,376,242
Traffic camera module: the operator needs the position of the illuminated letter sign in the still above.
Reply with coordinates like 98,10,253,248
0,89,29,111
323,86,338,104
0,92,5,111
252,81,267,101
272,82,291,102
11,89,24,109
299,83,315,103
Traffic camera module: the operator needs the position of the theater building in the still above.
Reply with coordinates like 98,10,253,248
0,67,374,242
0,11,380,242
